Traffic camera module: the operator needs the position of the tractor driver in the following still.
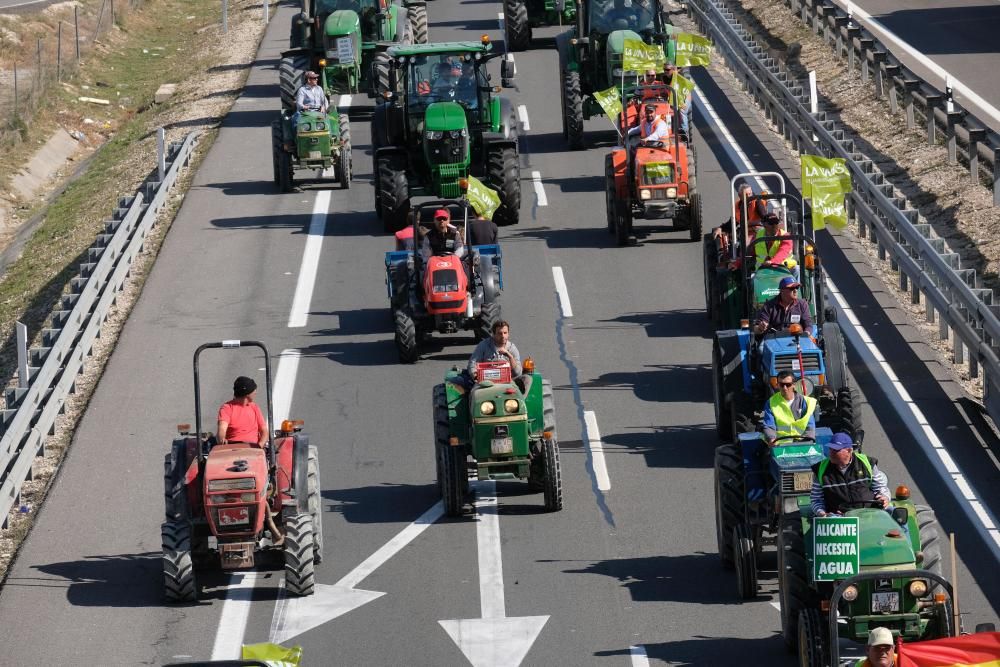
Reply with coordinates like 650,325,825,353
216,376,268,448
627,103,670,144
421,208,466,260
294,71,329,127
468,319,526,388
753,276,813,334
762,370,817,446
428,60,463,101
811,432,891,517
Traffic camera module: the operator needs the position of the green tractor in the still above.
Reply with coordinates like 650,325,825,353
502,0,576,52
434,360,562,517
271,108,351,192
284,0,428,100
714,431,954,664
371,39,520,232
556,0,674,149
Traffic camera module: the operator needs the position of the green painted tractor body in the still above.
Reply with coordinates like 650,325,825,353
270,109,352,192
502,0,576,52
433,365,562,516
371,41,521,231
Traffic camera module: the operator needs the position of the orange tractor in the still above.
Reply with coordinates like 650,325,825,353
161,341,322,603
604,85,701,246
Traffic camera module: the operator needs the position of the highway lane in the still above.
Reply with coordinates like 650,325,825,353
0,0,996,665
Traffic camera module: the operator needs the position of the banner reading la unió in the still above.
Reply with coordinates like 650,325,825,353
622,38,665,73
466,175,501,221
801,153,852,230
593,86,623,122
674,33,712,67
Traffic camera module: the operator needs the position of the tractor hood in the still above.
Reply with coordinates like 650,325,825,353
324,9,360,38
204,446,268,492
849,508,917,568
424,102,469,132
470,383,527,420
760,335,826,388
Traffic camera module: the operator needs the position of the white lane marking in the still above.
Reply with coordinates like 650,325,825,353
770,601,781,612
288,190,331,327
630,645,650,667
271,349,301,425
531,170,548,206
477,481,506,618
518,104,531,131
583,411,612,491
338,94,353,108
497,10,504,32
552,266,573,317
696,80,1000,556
210,572,261,660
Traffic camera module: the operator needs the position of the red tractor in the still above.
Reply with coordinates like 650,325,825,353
161,341,322,603
604,85,701,246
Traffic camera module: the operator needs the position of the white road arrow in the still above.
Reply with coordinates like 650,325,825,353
439,480,549,667
268,500,445,644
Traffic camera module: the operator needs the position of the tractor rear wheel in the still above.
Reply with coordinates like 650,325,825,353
688,192,703,242
477,300,501,342
915,505,943,580
372,52,392,98
822,321,849,392
164,439,189,522
797,608,829,667
408,3,428,43
541,381,562,511
306,445,324,565
378,154,410,233
338,115,352,189
433,384,449,489
604,154,616,234
394,307,419,363
162,520,197,603
562,70,584,150
778,516,813,652
488,146,520,226
283,513,316,596
503,0,531,51
279,54,310,113
713,443,742,570
834,387,861,441
712,339,732,441
441,440,468,517
733,523,758,599
271,121,282,186
278,148,294,193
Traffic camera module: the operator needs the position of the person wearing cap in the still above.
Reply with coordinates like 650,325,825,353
811,432,890,517
421,208,465,260
294,70,329,126
216,376,268,448
761,369,817,445
855,627,896,667
753,211,797,276
627,103,670,143
753,276,813,334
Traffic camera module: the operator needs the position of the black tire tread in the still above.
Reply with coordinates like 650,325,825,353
162,520,197,603
562,70,584,150
488,147,520,226
503,0,531,51
283,513,316,596
714,443,742,570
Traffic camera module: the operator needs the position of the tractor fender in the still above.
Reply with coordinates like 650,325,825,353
610,147,628,199
372,102,405,147
482,133,517,151
555,30,576,68
715,329,752,402
401,0,425,7
292,434,310,513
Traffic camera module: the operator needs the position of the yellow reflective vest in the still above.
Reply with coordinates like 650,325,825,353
768,392,818,438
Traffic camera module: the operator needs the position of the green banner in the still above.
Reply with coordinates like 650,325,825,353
812,516,860,581
674,33,712,67
623,38,665,73
671,72,695,104
466,175,501,221
801,154,852,230
810,181,848,230
644,162,674,182
242,642,303,666
593,86,623,122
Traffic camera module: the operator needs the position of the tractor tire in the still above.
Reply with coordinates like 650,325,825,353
433,384,449,490
283,513,316,596
378,154,410,233
688,192,703,242
271,121,282,186
712,339,732,441
542,379,557,438
503,0,531,51
372,52,392,98
615,199,632,246
605,154,616,234
162,520,197,603
714,443,743,570
835,387,862,441
797,608,830,667
562,69,584,150
542,435,563,512
394,307,419,363
338,115,352,189
733,523,758,599
279,54,310,113
278,148,294,193
822,321,849,392
488,146,520,226
778,516,814,652
408,4,428,44
915,505,944,581
164,439,188,522
731,399,755,442
306,445,324,565
703,234,717,322
441,438,468,517
823,305,838,323
478,300,501,342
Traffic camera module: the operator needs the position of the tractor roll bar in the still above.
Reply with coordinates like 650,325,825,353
828,570,955,666
192,340,275,470
727,171,790,262
409,198,472,261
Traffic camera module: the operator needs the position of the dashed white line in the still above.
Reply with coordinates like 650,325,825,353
531,170,548,206
271,349,301,424
517,104,530,131
552,266,573,317
337,94,353,108
630,645,650,667
584,411,612,491
288,190,331,328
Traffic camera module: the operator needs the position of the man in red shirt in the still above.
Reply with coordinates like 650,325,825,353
216,376,267,447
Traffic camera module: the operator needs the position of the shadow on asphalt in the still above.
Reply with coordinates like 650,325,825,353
323,483,440,524
525,130,619,155
585,309,712,340
504,225,613,249
600,424,717,469
574,364,714,403
207,211,382,236
596,634,787,664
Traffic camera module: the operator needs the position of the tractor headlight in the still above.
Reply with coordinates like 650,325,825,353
449,129,467,138
208,478,256,491
480,401,496,415
639,189,651,200
426,130,443,140
666,187,677,198
842,585,859,602
316,122,326,131
300,122,312,132
503,399,519,414
908,580,928,597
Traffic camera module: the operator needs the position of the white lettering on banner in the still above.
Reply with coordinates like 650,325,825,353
815,542,858,556
818,561,856,576
815,523,858,537
804,164,849,178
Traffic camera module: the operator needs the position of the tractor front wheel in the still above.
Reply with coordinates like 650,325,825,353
271,121,282,186
162,520,197,603
614,199,632,246
797,608,829,667
488,146,520,226
542,435,563,512
713,443,742,570
441,440,468,517
503,0,531,51
306,445,324,565
395,307,419,363
278,148,294,193
778,516,813,652
733,523,758,599
338,115,352,189
688,192,704,242
562,70,584,150
703,233,717,322
604,154,616,234
378,155,410,233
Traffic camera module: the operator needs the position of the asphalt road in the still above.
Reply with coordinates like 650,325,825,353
0,1,996,665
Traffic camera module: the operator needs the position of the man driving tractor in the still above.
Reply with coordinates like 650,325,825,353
753,276,813,334
421,208,465,260
468,319,521,381
216,376,268,447
627,103,670,143
811,432,891,517
762,369,817,446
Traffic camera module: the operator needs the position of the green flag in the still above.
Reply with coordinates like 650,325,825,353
466,175,501,221
800,154,851,199
671,71,695,104
242,643,303,667
801,153,852,230
809,181,849,230
675,33,712,67
593,86,623,123
622,38,665,73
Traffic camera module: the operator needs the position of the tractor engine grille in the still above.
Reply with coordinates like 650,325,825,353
427,134,468,167
773,353,821,374
436,163,466,198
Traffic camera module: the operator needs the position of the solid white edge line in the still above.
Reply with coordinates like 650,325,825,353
583,410,612,491
288,190,331,328
552,266,573,317
517,104,531,131
338,94,353,108
210,572,261,660
696,85,1000,557
629,644,650,667
531,170,548,206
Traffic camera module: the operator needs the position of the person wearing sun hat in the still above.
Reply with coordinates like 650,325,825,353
854,626,897,666
753,275,813,334
810,432,890,517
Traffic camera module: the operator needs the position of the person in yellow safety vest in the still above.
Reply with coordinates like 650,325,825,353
754,212,797,272
761,370,817,446
855,626,896,666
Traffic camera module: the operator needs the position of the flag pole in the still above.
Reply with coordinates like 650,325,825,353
950,532,961,634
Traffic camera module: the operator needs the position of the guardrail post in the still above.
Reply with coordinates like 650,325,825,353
16,322,28,389
859,38,874,83
264,0,269,22
820,6,837,43
833,16,848,58
946,111,964,164
872,50,887,98
846,25,861,73
902,80,920,129
885,65,901,114
967,128,985,181
925,94,943,144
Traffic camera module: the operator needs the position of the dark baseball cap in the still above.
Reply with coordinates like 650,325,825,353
779,277,801,290
233,376,257,397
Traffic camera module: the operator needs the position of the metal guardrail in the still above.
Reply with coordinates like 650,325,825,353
683,0,1000,420
0,131,198,527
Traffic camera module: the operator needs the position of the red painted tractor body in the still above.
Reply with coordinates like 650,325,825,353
422,253,469,316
